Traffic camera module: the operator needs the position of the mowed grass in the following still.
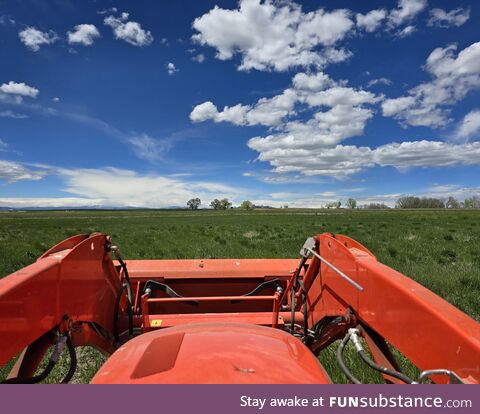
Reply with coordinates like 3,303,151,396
1,208,479,383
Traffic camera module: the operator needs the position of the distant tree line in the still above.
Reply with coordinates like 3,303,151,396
396,196,445,209
332,195,480,209
395,195,480,209
186,195,480,210
359,203,390,209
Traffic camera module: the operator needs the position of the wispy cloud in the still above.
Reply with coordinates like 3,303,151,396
428,7,470,28
0,159,46,182
367,77,392,87
0,91,201,164
97,7,118,16
0,110,28,119
192,54,205,63
127,133,172,162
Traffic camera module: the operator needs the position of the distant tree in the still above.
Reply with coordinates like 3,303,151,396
464,196,480,209
187,198,201,210
396,196,445,209
346,198,357,209
326,201,342,209
365,203,389,209
210,199,221,210
396,196,416,209
220,198,232,210
240,200,254,210
445,196,460,209
211,198,232,210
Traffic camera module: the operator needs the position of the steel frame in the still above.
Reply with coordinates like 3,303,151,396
0,232,478,384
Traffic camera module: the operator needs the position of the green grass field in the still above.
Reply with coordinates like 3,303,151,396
1,209,479,383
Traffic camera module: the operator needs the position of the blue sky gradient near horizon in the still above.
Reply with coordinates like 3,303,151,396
0,0,479,208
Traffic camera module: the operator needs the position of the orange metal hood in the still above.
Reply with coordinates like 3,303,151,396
91,322,331,384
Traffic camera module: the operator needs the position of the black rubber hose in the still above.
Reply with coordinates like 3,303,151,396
117,256,131,285
289,256,307,335
60,336,77,384
297,279,309,343
113,283,125,343
1,335,67,384
357,349,413,384
114,249,133,310
144,280,199,306
290,279,296,335
336,332,362,384
1,360,56,384
113,283,134,343
128,295,134,336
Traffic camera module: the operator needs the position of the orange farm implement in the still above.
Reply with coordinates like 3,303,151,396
0,233,479,384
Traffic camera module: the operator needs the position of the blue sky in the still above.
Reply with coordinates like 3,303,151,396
0,0,479,208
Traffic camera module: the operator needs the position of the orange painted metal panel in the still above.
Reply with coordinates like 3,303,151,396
307,234,480,384
0,234,120,366
92,323,331,384
123,258,299,279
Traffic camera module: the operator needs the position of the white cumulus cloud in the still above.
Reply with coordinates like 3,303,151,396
247,140,480,179
192,0,354,72
382,41,480,128
454,109,480,141
0,81,39,97
356,9,387,32
167,62,178,75
387,0,427,28
18,27,58,51
191,71,378,128
67,24,101,46
104,13,153,46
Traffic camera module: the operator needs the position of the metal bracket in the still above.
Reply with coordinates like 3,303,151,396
418,369,464,384
300,237,316,258
301,237,364,292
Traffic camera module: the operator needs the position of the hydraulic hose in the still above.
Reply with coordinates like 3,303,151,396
336,330,362,384
289,255,308,336
356,346,413,384
60,335,77,384
112,247,133,305
1,360,57,384
297,279,309,343
1,335,71,384
337,328,414,384
348,328,413,384
113,283,134,343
